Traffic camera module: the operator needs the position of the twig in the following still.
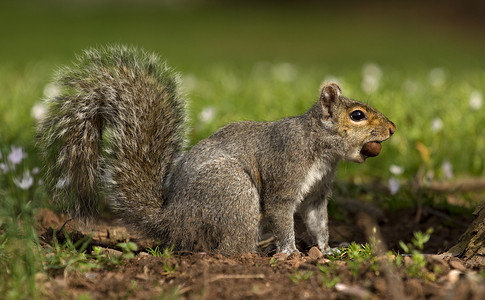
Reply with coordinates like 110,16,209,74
207,273,265,283
257,236,275,247
428,177,485,193
335,283,371,299
363,177,485,194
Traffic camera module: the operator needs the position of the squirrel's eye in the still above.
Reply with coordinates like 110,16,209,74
350,110,366,121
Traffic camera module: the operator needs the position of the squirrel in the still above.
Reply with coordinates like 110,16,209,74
38,45,396,256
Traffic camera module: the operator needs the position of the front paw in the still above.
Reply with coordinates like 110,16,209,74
316,242,339,256
279,246,300,255
321,246,341,256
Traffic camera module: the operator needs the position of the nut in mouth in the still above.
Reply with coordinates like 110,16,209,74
360,141,382,157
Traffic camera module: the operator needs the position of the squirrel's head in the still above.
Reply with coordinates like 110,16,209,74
315,82,396,163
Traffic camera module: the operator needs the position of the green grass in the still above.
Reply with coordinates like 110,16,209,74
2,62,484,179
289,269,314,283
1,1,484,181
187,65,485,180
315,231,436,288
0,145,43,299
1,1,485,298
146,245,178,275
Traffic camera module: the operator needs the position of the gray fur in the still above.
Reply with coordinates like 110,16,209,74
38,46,396,255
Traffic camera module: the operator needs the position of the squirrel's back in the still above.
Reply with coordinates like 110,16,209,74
38,45,187,224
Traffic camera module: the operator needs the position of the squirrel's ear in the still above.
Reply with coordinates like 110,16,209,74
319,82,342,119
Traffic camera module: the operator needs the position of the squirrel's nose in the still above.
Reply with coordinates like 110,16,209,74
389,122,396,136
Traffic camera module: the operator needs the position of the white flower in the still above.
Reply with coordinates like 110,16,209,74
441,160,453,179
272,63,297,82
32,167,40,175
362,63,382,78
361,63,382,94
14,171,34,190
43,82,61,98
431,117,443,132
0,163,8,173
198,106,216,123
31,102,47,122
469,90,483,111
388,177,400,195
8,146,27,166
428,68,446,87
389,164,404,176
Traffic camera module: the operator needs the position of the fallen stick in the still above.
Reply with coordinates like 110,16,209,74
358,177,485,194
428,177,485,193
207,273,266,283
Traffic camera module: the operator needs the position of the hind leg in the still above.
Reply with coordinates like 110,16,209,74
208,168,261,255
172,161,261,255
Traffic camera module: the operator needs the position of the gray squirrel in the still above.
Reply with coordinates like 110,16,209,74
38,45,395,255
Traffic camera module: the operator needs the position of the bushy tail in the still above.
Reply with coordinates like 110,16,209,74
37,45,187,223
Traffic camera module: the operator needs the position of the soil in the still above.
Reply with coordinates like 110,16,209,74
35,204,485,300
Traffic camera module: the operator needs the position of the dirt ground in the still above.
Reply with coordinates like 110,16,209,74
34,203,485,300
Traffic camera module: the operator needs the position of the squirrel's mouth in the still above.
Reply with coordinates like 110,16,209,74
360,141,382,157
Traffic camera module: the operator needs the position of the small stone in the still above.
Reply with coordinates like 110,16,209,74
308,247,323,260
449,259,467,272
447,269,462,284
35,272,48,284
429,254,451,272
135,273,149,281
317,258,330,264
273,252,289,262
404,278,424,299
335,283,371,299
288,251,303,268
373,277,387,294
92,246,123,257
403,255,414,266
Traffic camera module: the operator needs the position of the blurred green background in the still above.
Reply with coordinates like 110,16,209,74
2,2,485,297
1,0,485,181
